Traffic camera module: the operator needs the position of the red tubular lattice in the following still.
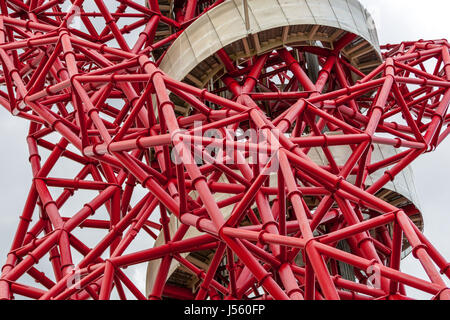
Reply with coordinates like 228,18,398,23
0,1,448,300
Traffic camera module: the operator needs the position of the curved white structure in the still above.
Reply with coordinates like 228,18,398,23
159,0,381,86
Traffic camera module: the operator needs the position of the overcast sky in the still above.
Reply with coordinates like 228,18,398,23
0,0,448,299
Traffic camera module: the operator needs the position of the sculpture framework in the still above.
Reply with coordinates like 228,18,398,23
0,0,448,300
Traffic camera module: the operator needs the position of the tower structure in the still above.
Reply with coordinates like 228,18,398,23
0,0,448,300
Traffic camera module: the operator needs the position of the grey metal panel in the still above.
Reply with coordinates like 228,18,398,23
160,32,198,82
278,0,317,25
305,0,341,29
184,14,223,62
247,0,288,30
207,1,248,45
330,0,358,32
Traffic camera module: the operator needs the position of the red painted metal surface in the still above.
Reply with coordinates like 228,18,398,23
0,1,448,300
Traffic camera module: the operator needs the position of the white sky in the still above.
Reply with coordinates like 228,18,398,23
0,0,448,299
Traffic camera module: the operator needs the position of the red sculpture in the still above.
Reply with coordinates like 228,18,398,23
0,0,448,300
